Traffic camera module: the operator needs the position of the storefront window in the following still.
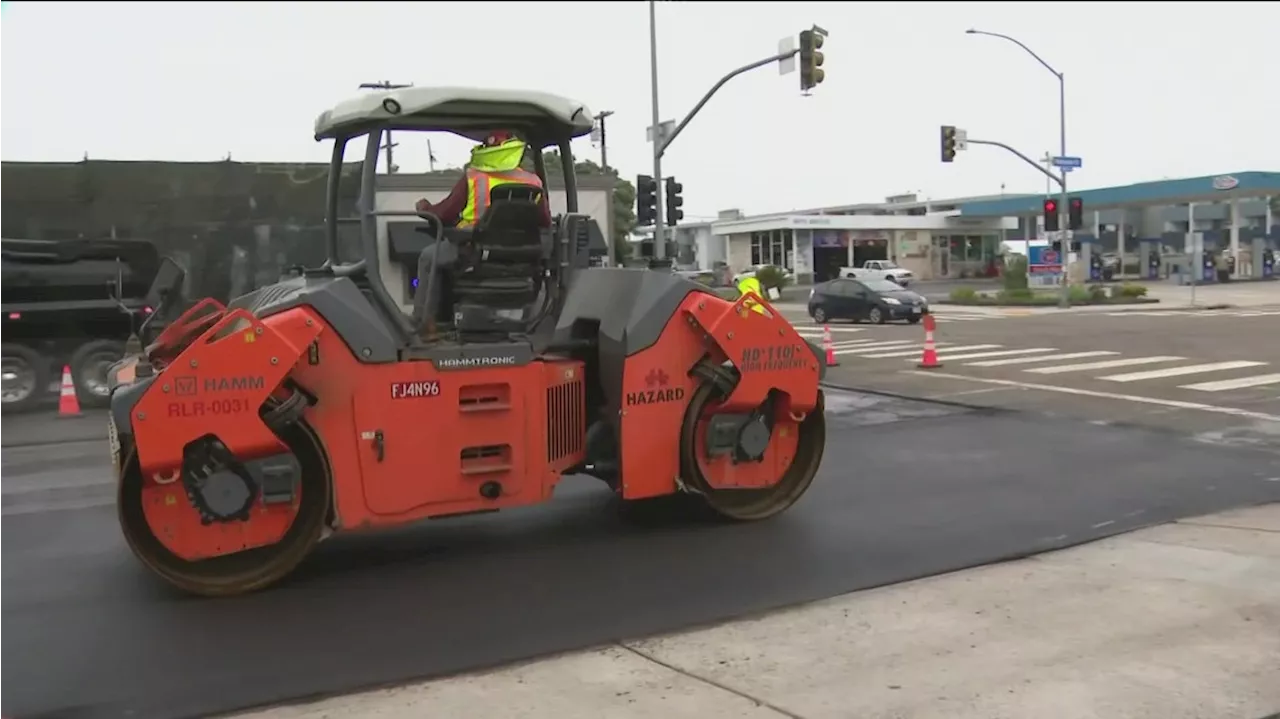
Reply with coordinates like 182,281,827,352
750,229,794,269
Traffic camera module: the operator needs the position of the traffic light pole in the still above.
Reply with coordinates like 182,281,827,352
648,0,667,260
648,0,802,260
968,137,1071,305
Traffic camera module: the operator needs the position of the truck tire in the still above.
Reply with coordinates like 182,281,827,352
1,343,50,415
69,339,127,409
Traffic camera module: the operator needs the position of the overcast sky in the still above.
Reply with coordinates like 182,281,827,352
3,1,1277,219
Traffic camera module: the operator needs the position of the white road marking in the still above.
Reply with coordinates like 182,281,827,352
834,341,922,356
901,370,1280,423
964,350,1119,367
1178,373,1280,392
856,343,985,359
795,325,868,334
1025,356,1185,375
1099,360,1268,383
871,344,1005,360
932,347,1057,362
826,337,877,346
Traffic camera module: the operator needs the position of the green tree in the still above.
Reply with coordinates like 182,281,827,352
540,150,635,262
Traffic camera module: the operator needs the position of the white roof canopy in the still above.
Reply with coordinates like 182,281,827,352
313,86,596,142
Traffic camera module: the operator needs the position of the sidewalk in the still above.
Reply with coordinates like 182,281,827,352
239,503,1280,719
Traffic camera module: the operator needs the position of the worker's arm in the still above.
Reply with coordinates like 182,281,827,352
537,193,552,228
415,176,468,227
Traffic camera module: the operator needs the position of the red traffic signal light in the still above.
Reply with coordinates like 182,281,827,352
1043,198,1060,232
1068,196,1084,230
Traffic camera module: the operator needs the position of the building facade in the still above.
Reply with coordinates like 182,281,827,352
673,194,1017,284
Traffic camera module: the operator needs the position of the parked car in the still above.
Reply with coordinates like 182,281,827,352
731,264,795,287
807,277,929,325
838,260,914,287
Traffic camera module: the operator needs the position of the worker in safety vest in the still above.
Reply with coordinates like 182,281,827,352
736,270,768,315
415,130,552,229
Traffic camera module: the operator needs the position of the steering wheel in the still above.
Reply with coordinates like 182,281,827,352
414,211,446,242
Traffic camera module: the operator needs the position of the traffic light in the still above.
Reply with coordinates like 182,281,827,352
664,177,684,226
799,30,825,91
636,174,657,226
1043,198,1060,233
1068,196,1084,231
940,125,957,163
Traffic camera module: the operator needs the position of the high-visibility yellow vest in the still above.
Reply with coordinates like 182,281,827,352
736,275,766,315
459,167,544,228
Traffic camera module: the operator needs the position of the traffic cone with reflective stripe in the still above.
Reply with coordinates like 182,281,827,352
822,325,839,367
917,314,942,369
57,364,83,418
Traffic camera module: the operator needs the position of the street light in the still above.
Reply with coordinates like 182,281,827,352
966,29,1071,307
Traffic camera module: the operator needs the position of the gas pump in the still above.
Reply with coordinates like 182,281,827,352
1140,241,1161,280
1089,252,1104,282
1263,247,1276,279
1201,249,1216,283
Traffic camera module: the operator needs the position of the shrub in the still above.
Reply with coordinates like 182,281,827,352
949,287,979,303
1067,285,1092,303
1088,284,1109,302
1002,255,1029,291
1118,283,1148,298
995,288,1037,304
755,265,792,289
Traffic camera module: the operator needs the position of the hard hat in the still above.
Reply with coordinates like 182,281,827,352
482,130,517,147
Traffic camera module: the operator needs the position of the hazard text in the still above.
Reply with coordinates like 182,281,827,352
391,380,442,399
625,386,685,407
740,344,808,373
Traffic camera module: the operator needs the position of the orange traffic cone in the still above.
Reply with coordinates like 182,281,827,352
57,364,83,418
917,314,943,369
822,325,839,367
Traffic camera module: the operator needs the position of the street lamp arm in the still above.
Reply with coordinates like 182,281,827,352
966,138,1065,189
966,29,1062,79
657,49,798,158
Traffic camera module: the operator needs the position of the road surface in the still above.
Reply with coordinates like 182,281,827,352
4,389,1279,719
790,305,1280,444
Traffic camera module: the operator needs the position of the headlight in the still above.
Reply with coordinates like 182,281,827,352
883,297,901,305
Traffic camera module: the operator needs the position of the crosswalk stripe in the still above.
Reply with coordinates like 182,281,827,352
964,350,1119,367
1099,360,1269,383
883,343,1003,360
1179,373,1280,392
935,347,1057,362
830,338,886,348
794,326,867,334
855,343,966,359
833,341,921,356
1025,356,1185,374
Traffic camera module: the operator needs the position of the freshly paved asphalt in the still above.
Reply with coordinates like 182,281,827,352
4,389,1280,719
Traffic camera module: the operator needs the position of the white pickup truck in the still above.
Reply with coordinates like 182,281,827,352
838,260,914,287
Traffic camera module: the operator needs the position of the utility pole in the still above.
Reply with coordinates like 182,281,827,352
648,0,667,260
358,80,412,173
965,29,1069,307
646,1,823,263
593,110,614,171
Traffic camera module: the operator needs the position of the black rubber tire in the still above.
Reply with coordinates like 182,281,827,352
117,418,332,597
907,315,922,324
70,339,127,409
812,307,827,323
1,343,50,415
678,374,826,522
868,307,886,325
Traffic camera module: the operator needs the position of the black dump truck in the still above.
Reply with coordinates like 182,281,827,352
1,237,162,413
